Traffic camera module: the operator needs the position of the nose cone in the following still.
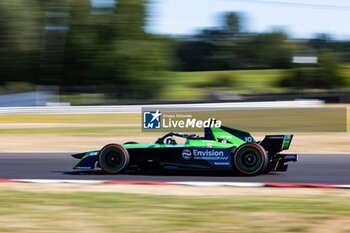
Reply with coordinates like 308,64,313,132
71,152,86,159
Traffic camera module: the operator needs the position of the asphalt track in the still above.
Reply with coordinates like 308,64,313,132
0,153,349,184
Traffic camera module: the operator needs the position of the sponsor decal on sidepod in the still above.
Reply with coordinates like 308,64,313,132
182,149,229,161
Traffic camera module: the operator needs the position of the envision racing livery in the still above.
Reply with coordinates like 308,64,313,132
72,126,297,176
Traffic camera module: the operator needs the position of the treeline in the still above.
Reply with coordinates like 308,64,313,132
0,1,349,98
175,13,350,89
0,0,172,98
176,13,350,72
176,13,293,71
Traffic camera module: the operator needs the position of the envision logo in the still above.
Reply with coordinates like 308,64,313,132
193,149,228,161
193,150,225,157
182,149,227,161
182,149,192,160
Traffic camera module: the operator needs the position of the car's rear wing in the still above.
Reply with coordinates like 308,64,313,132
259,135,293,154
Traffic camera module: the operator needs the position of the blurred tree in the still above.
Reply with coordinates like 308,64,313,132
61,0,172,98
62,0,98,85
195,12,243,42
0,0,43,84
0,0,173,99
308,34,331,50
177,13,292,71
39,0,70,85
224,12,241,37
195,29,226,42
280,52,344,89
318,52,344,88
177,41,216,71
237,32,292,69
179,12,245,71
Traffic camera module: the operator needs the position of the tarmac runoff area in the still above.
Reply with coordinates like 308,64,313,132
0,153,349,187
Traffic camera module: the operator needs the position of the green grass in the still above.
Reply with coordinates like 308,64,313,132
0,190,350,232
340,65,350,86
160,67,350,100
0,113,140,124
0,107,347,136
160,69,287,100
0,126,144,136
0,113,146,136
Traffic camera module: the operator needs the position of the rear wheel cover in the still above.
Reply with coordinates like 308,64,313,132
233,144,267,175
99,144,129,174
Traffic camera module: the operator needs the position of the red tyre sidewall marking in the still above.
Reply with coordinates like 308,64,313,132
99,144,129,173
264,183,343,189
0,179,22,183
234,144,265,175
103,181,175,185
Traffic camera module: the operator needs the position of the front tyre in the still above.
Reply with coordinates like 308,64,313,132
98,144,130,174
233,143,268,176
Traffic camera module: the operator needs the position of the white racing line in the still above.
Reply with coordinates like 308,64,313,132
11,179,103,184
0,100,324,114
172,182,265,187
1,179,349,189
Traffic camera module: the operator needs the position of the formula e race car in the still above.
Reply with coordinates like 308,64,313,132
72,126,297,176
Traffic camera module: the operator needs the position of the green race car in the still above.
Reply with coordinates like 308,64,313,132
72,125,297,176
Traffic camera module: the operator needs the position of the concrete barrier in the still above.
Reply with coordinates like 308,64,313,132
0,100,324,114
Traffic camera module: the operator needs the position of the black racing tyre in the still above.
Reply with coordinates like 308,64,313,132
232,143,268,176
123,141,139,145
98,144,130,174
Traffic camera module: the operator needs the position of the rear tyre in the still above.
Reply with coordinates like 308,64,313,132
232,143,268,176
98,144,130,174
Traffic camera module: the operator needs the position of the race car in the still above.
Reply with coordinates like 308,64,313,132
72,125,297,176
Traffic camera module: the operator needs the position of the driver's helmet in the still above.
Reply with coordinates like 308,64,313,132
188,134,200,139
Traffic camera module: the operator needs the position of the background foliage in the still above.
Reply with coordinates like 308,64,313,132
0,1,349,100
